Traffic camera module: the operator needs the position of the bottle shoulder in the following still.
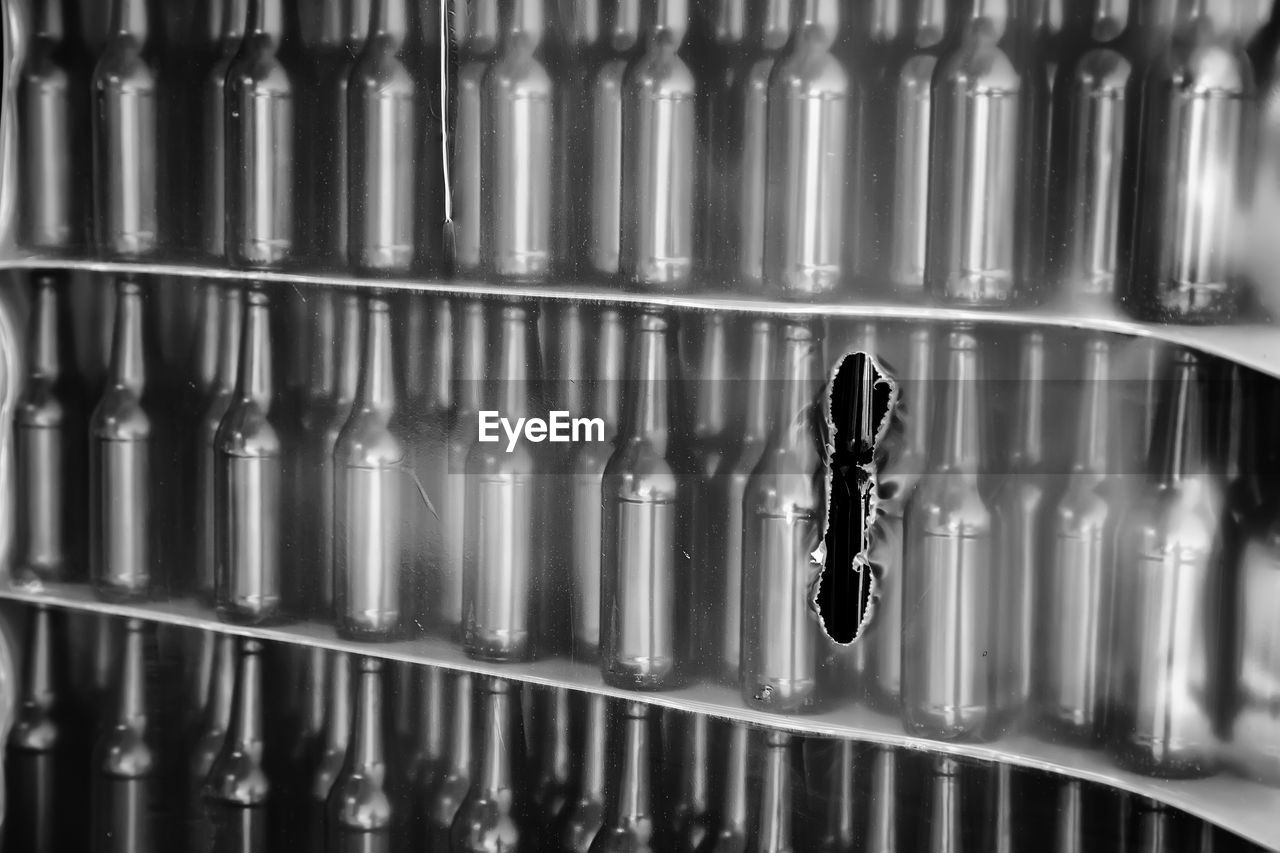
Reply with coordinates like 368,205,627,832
215,401,283,458
335,409,407,467
91,387,152,441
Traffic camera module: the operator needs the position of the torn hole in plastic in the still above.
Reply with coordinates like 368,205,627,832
815,349,897,646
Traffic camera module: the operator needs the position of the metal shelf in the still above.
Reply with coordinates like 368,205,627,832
5,254,1280,381
3,581,1276,850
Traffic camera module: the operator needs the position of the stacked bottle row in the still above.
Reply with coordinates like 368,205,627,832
15,271,1280,781
17,0,1280,320
3,604,1263,853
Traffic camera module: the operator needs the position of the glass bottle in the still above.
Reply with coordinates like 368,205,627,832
189,634,236,851
451,676,528,852
200,0,247,258
327,657,393,851
558,694,610,852
422,671,473,850
453,0,501,275
197,286,244,603
442,300,487,635
589,702,660,852
308,652,352,851
204,639,270,852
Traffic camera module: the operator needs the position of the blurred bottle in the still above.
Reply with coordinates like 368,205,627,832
442,301,487,635
326,657,392,852
704,318,774,683
926,0,1048,305
1054,779,1084,853
562,0,641,282
991,331,1047,731
704,721,750,853
883,1,952,296
1038,336,1119,744
19,0,91,250
983,763,1019,852
4,606,85,853
295,291,361,617
741,322,825,712
902,326,995,740
621,0,699,291
925,757,963,853
810,737,855,853
463,304,550,660
1128,0,1256,322
601,311,691,689
349,0,422,275
753,730,796,853
197,286,244,603
215,288,284,625
90,277,162,602
15,272,87,584
199,0,247,259
276,646,327,838
590,701,661,852
225,0,296,268
528,686,575,847
335,296,408,641
669,713,711,852
189,634,236,851
862,325,933,711
763,0,849,298
453,0,501,274
422,671,473,850
570,307,625,660
1111,349,1223,777
92,0,160,257
399,666,447,846
413,1,446,273
1233,490,1280,782
1133,799,1181,853
1051,1,1134,303
204,639,270,853
92,618,171,852
480,0,559,282
452,677,528,852
559,694,610,853
703,0,791,290
864,748,900,853
307,652,351,851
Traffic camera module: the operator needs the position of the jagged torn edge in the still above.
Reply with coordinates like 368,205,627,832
811,350,900,647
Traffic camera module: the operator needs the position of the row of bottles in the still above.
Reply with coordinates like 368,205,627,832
2,603,1265,852
12,270,1280,783
17,0,1280,320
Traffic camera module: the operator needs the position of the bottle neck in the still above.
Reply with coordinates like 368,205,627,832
111,279,148,396
216,288,244,396
335,295,363,408
28,277,64,381
823,741,856,847
797,0,841,43
579,695,608,798
192,284,222,395
968,0,1010,36
203,635,237,738
721,723,749,831
237,291,275,409
493,306,536,420
356,298,397,417
1011,332,1045,470
743,321,775,445
458,302,487,413
552,305,585,415
938,328,983,475
595,309,625,432
677,714,709,812
300,647,327,739
904,329,934,456
429,300,453,412
1158,353,1208,486
990,764,1015,853
627,314,673,452
369,0,409,45
226,640,265,752
308,292,338,401
247,0,285,38
866,750,898,850
930,758,963,852
350,659,385,771
615,703,652,823
1073,338,1112,474
506,0,545,45
111,0,149,39
324,653,352,754
757,732,793,851
774,323,821,458
756,0,792,49
608,0,641,51
22,608,59,713
651,0,689,44
420,667,446,762
694,315,729,440
1082,0,1130,42
714,0,747,44
116,620,150,732
477,678,517,797
468,0,500,52
449,673,474,775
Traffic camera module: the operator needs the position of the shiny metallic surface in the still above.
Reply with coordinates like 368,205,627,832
15,272,86,583
1111,349,1222,777
453,0,500,274
902,326,994,740
214,288,283,624
570,307,624,658
1038,336,1118,743
91,0,159,257
90,277,157,601
763,0,847,298
225,0,294,268
349,0,420,274
1130,3,1254,321
621,0,698,290
19,0,89,251
463,304,547,662
197,286,244,603
200,0,246,259
601,311,690,689
451,676,526,853
590,701,658,852
335,296,406,640
862,325,932,710
741,322,825,712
